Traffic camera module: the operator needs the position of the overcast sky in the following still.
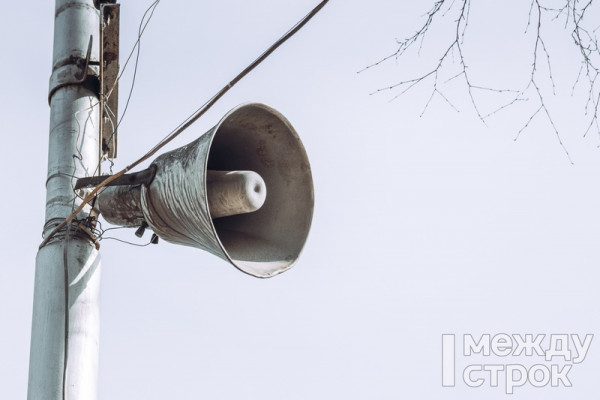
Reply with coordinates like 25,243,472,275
2,1,600,399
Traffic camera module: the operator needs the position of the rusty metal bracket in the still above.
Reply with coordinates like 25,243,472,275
100,3,120,159
74,164,157,190
94,0,117,9
48,35,98,103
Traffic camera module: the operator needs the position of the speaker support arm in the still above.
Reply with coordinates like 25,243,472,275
75,164,157,190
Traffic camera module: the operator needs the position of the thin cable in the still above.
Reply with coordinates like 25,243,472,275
115,0,160,128
99,0,161,174
96,225,128,240
148,0,329,157
39,0,329,249
101,237,152,247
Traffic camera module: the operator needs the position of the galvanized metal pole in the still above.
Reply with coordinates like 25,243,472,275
28,1,102,399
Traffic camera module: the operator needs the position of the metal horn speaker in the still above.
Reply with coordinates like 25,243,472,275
98,103,314,278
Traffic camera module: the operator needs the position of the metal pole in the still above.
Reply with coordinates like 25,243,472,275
28,1,102,399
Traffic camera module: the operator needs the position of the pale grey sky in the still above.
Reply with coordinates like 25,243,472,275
2,1,600,399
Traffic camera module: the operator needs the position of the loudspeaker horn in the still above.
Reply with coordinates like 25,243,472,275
98,103,314,278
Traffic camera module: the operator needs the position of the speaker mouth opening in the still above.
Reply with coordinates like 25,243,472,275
207,103,314,278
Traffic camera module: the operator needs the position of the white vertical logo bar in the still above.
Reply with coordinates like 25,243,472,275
442,334,456,387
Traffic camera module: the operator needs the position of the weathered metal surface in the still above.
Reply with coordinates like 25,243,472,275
74,164,156,189
48,61,99,104
30,241,101,400
48,0,100,104
95,168,266,227
29,1,102,400
44,87,100,231
97,185,145,227
140,103,314,278
100,3,120,158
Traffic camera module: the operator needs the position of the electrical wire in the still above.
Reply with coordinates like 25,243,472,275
146,0,329,158
94,223,151,246
39,0,329,250
95,221,153,246
99,0,161,176
116,0,160,129
100,237,153,247
96,225,126,239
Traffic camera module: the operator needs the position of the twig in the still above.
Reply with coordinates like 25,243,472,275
362,0,600,155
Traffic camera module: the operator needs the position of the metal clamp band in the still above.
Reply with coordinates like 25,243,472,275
48,35,100,103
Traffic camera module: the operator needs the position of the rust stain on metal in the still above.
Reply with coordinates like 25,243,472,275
256,140,274,167
266,123,278,139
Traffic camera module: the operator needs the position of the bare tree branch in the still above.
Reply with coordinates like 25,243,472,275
361,0,600,160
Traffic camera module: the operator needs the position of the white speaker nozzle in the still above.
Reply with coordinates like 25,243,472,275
206,170,267,219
